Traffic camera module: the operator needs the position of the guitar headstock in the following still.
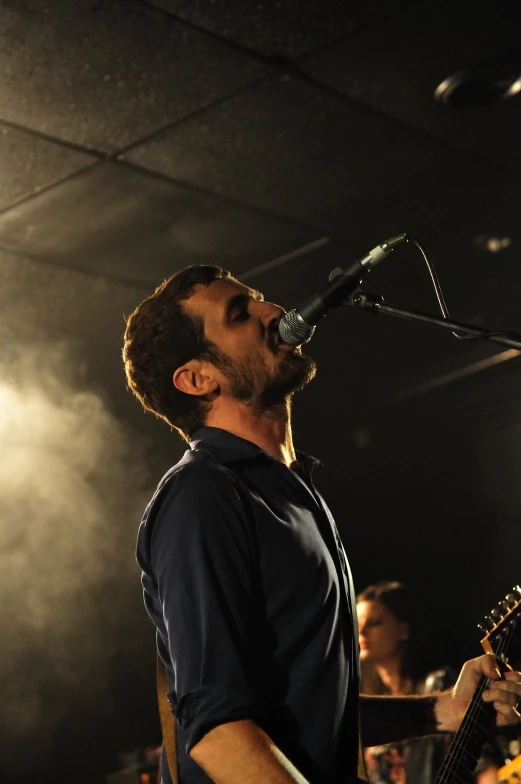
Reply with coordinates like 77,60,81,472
478,585,521,664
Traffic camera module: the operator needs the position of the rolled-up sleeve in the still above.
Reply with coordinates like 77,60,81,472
149,462,261,752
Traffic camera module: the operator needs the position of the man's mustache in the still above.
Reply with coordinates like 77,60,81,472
267,323,280,354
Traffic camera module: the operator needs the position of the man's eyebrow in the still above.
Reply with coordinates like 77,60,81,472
250,288,264,302
223,289,264,322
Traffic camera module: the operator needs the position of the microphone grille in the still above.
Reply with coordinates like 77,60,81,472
278,310,315,346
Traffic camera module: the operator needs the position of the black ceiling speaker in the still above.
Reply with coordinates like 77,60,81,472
434,47,521,108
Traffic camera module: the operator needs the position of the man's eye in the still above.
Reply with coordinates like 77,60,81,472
233,310,250,322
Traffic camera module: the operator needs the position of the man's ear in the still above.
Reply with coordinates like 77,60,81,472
173,360,219,398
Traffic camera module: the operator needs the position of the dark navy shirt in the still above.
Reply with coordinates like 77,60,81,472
136,427,362,783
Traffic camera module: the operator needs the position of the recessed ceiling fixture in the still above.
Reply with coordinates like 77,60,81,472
434,47,521,107
473,233,512,253
434,66,521,107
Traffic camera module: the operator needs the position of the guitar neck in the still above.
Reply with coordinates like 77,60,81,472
434,586,521,783
434,675,496,784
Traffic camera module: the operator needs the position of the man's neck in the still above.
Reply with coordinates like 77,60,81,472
205,400,296,468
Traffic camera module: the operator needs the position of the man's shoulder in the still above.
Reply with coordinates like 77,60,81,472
137,448,245,558
160,445,232,489
149,447,240,516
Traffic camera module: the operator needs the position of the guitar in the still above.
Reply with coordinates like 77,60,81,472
498,753,521,783
434,585,521,784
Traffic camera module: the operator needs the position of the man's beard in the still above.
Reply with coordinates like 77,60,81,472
212,342,316,415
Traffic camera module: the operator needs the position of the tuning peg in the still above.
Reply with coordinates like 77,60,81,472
505,593,519,605
477,623,488,634
483,615,496,630
512,585,521,597
491,608,503,619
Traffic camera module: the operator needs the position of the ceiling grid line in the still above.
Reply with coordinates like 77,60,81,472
0,118,107,160
113,72,276,157
133,0,502,170
0,244,154,292
116,159,329,235
0,161,103,219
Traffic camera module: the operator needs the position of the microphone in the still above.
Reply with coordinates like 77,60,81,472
278,234,408,345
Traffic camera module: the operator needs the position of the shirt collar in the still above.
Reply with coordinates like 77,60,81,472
189,426,322,477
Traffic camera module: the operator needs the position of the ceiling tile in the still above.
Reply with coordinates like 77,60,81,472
0,123,95,212
126,74,481,235
0,162,320,286
148,0,412,59
0,0,267,151
301,0,521,165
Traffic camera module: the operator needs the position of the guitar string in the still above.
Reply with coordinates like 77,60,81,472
440,602,520,781
440,630,509,782
439,677,492,781
438,624,512,782
441,626,513,781
439,633,507,783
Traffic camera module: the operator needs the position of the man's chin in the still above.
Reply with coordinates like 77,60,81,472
281,350,317,381
292,356,317,391
262,355,317,406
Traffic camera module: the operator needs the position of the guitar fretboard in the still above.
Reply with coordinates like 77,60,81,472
434,675,497,784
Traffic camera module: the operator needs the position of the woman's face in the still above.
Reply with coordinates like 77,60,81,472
357,599,410,664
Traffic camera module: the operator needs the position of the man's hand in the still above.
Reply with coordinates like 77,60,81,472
436,654,521,732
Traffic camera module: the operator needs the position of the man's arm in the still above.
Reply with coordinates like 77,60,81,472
190,720,309,784
149,464,311,782
361,654,521,748
359,692,439,747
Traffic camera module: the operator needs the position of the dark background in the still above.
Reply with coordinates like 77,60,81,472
1,0,521,780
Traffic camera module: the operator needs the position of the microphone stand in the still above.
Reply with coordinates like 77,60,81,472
347,290,521,351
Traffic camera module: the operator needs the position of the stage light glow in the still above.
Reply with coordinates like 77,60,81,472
473,234,512,253
485,236,512,253
0,337,150,744
505,77,521,98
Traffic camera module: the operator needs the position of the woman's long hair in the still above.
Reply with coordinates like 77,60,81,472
357,580,432,694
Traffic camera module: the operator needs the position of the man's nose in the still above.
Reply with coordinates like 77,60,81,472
258,300,285,328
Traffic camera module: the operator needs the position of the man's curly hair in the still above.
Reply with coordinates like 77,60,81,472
123,265,234,442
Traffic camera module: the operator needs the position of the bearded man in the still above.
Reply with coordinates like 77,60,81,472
123,265,521,784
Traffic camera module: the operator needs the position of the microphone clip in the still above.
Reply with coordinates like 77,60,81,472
348,290,384,313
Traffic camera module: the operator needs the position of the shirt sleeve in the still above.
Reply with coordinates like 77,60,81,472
149,461,263,753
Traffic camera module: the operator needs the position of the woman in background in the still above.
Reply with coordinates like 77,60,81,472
357,580,498,784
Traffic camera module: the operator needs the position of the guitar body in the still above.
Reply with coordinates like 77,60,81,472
434,586,521,784
498,753,521,783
